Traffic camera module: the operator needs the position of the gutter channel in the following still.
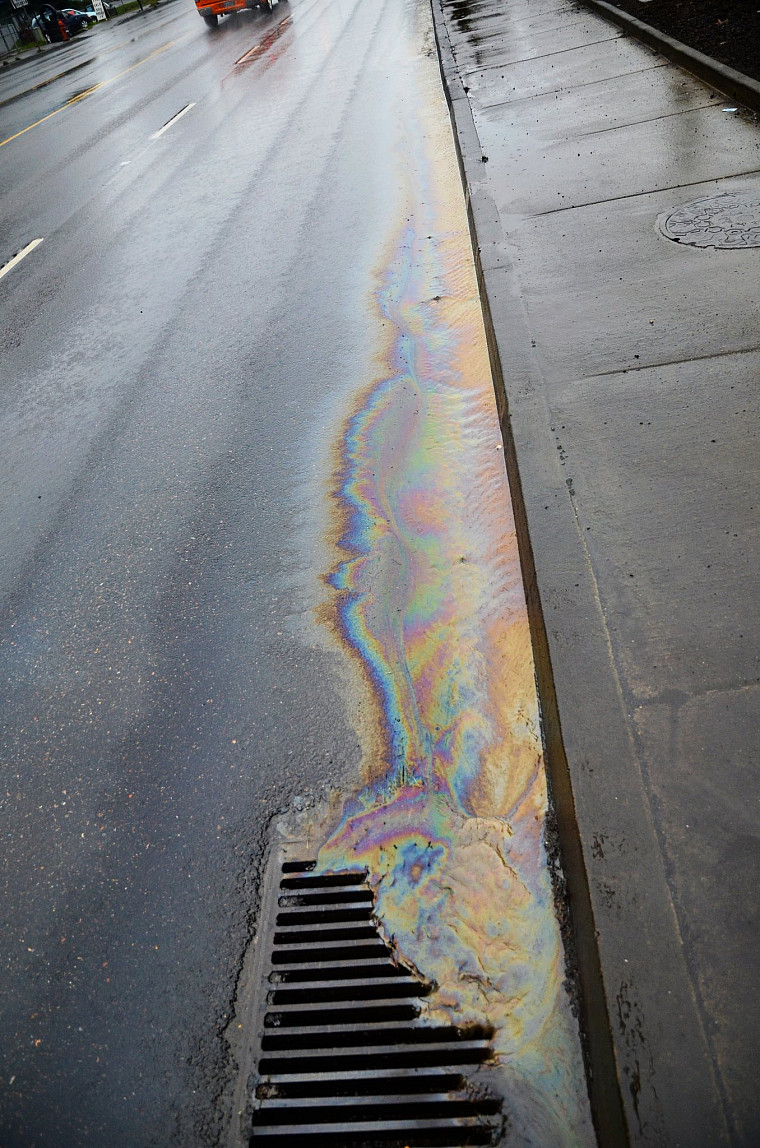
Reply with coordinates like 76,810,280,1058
427,3,629,1143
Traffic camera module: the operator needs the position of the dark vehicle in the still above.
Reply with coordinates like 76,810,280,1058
32,7,71,39
61,6,95,29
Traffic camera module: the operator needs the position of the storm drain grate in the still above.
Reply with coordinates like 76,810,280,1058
249,860,501,1146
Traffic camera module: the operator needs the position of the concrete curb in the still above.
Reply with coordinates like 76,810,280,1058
0,57,94,109
112,6,161,26
429,2,629,1144
1,44,59,72
580,0,760,114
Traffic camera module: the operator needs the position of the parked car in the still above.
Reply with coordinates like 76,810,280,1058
31,11,69,39
32,6,92,35
83,1,117,17
60,7,96,30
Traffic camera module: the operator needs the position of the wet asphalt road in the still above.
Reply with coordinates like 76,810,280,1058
0,1,412,1141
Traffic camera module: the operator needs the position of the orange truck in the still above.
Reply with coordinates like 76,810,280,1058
196,0,272,27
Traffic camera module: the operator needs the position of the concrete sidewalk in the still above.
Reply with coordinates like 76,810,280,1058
431,0,760,1144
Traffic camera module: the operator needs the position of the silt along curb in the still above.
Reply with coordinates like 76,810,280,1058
0,58,94,109
428,3,629,1144
580,0,760,115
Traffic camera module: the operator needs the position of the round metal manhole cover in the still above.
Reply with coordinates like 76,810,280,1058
657,190,760,248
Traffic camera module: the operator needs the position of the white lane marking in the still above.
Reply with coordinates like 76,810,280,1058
152,102,196,140
0,239,44,283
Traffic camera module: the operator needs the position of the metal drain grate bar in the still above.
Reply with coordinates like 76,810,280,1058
269,981,428,1005
259,1096,501,1115
267,994,423,1013
279,892,375,906
270,950,403,962
260,1072,471,1096
280,873,368,888
259,1046,492,1072
273,925,378,943
273,939,393,954
271,965,411,982
251,1126,494,1146
249,862,500,1147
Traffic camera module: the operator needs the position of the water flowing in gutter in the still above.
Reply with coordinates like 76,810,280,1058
309,31,595,1147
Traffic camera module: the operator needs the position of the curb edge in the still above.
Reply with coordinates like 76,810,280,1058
580,0,760,114
428,2,630,1144
0,56,95,110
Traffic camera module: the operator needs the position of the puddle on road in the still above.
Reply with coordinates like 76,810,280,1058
287,5,595,1145
233,13,292,67
62,85,99,105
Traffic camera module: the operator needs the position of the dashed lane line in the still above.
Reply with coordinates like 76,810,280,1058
0,31,193,150
0,239,44,283
152,101,196,139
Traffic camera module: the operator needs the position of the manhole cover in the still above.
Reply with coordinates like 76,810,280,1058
657,190,760,248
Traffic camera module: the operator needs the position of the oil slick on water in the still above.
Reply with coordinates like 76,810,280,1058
302,29,595,1148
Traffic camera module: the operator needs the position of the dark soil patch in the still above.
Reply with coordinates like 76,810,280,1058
607,0,760,84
